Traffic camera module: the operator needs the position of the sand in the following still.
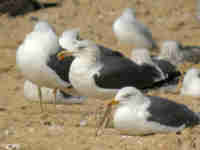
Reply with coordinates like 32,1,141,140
1,0,200,149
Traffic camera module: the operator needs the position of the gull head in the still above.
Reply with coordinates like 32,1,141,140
59,28,81,50
131,48,153,65
71,40,100,57
33,21,55,33
121,8,136,20
57,40,100,60
159,40,183,65
108,87,144,106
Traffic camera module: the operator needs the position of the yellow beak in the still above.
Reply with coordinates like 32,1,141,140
107,99,119,106
57,51,73,60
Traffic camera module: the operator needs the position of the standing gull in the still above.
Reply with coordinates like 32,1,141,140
16,21,76,111
57,40,179,100
107,87,200,136
113,8,157,49
181,68,200,97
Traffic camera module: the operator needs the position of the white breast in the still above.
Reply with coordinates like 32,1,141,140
113,101,183,135
16,42,68,89
69,58,117,100
181,78,200,97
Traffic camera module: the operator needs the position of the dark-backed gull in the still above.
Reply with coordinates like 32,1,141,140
107,87,200,135
57,40,179,100
131,48,181,90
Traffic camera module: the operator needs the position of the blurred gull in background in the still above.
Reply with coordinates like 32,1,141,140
181,68,200,97
113,8,157,50
159,40,200,66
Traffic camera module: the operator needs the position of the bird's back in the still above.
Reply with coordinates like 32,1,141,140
147,96,200,127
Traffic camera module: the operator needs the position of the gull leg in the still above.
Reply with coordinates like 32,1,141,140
53,88,57,109
37,86,43,112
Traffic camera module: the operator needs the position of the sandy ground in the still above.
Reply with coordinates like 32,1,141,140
1,0,200,149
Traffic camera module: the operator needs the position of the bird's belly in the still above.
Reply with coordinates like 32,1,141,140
114,106,184,135
113,106,150,135
69,61,117,99
69,68,100,98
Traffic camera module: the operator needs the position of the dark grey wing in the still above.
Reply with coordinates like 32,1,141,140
147,96,199,127
98,45,124,57
94,55,162,89
152,58,181,81
181,46,200,64
47,51,74,83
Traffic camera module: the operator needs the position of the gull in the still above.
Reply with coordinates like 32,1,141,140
113,8,157,49
181,68,200,97
16,21,76,111
159,40,200,66
107,86,200,136
131,48,181,87
159,40,200,92
57,40,179,100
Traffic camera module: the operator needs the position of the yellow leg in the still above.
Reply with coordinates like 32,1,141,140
37,87,43,112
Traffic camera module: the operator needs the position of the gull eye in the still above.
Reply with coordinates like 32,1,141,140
123,93,132,98
78,46,86,50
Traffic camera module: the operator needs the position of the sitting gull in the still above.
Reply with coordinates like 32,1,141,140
16,21,79,111
159,40,200,91
181,68,200,97
131,48,181,89
24,80,85,104
107,87,200,135
112,8,157,49
57,40,179,100
159,40,200,66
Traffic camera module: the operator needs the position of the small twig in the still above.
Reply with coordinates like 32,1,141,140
95,104,112,136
